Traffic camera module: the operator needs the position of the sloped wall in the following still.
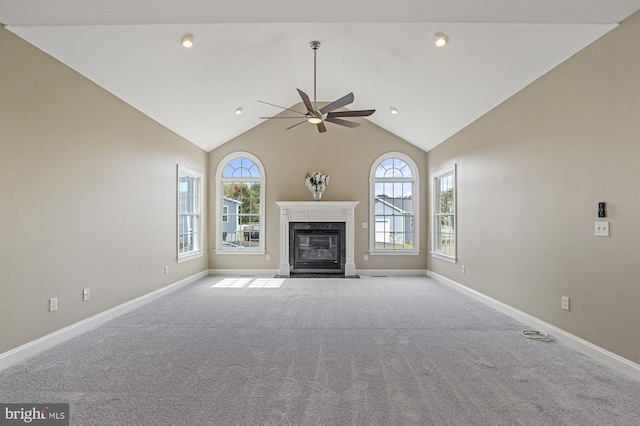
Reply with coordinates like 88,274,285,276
427,12,640,363
0,28,208,354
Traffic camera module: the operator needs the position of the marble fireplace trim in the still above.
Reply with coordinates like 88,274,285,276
275,201,359,276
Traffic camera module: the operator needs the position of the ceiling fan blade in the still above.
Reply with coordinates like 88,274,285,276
319,92,354,114
285,120,308,130
297,89,315,113
325,117,361,128
317,121,327,133
259,116,307,119
257,100,305,115
327,109,375,118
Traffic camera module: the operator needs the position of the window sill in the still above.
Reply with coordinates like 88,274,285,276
369,249,420,256
177,251,204,263
430,252,457,263
214,249,266,255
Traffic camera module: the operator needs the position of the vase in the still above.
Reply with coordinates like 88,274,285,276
312,191,323,200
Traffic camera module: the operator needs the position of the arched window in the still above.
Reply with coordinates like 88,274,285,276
369,153,419,255
215,152,266,253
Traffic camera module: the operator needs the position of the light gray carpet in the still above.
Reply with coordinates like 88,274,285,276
1,276,639,425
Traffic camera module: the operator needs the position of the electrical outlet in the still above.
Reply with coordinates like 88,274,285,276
164,265,169,275
595,221,609,237
461,265,465,274
364,254,368,261
83,288,90,301
49,297,58,312
266,254,271,261
562,296,570,311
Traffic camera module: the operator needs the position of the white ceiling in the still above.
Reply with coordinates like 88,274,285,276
3,0,640,152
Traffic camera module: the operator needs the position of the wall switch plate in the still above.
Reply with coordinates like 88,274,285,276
361,222,368,229
266,254,271,261
364,254,369,261
164,265,169,275
461,265,465,274
83,288,90,301
49,297,58,312
562,296,570,311
595,221,609,237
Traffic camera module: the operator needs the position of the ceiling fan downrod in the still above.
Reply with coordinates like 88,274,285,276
310,41,321,109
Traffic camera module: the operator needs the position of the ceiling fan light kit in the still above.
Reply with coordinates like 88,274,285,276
258,40,375,133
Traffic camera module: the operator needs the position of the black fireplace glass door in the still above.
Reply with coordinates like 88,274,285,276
293,230,341,270
297,234,337,261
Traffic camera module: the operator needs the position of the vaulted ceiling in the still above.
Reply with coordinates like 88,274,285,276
3,0,640,152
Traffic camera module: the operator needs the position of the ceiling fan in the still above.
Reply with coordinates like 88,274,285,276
259,41,375,133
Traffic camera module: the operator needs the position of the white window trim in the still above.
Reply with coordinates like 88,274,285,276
431,164,457,263
178,251,204,263
215,151,266,254
177,165,204,263
369,152,420,256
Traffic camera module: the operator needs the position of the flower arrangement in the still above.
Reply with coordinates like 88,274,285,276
305,171,330,193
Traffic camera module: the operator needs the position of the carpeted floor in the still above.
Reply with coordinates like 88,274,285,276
1,276,639,425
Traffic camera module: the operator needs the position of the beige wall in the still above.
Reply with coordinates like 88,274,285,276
207,109,428,273
0,28,208,354
428,12,640,363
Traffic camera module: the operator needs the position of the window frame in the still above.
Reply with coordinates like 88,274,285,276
215,152,266,254
431,164,457,263
368,152,420,256
177,165,204,263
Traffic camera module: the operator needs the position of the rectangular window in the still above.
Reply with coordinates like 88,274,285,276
373,183,415,251
221,181,261,249
177,165,203,261
432,165,456,262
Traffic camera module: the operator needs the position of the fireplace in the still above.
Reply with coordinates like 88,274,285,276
290,222,345,274
275,201,359,276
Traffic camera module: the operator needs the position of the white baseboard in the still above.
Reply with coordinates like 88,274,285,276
207,269,429,277
427,270,640,381
357,269,428,277
0,271,208,371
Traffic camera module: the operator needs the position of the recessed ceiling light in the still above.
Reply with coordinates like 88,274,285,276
390,107,399,115
180,34,194,48
235,107,243,115
434,32,449,47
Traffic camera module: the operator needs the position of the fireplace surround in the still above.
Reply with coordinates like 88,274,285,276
275,201,359,276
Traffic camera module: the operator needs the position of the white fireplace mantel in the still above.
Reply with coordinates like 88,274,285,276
275,201,359,276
